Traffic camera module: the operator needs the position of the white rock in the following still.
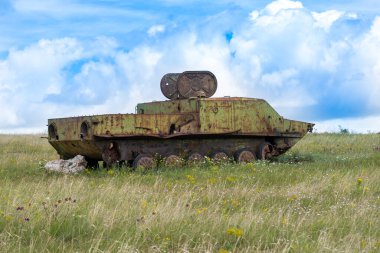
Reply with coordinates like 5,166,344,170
45,155,88,174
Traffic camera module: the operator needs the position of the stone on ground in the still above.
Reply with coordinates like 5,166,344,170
45,155,87,173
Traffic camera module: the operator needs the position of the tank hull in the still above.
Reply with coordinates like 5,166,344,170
48,97,313,167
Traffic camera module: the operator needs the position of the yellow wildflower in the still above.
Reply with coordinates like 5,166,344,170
287,194,298,201
226,227,244,237
140,199,148,210
196,207,207,214
186,175,196,184
219,249,229,253
226,176,236,182
357,177,363,185
207,178,217,184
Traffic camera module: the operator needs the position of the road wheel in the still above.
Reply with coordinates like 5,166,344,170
164,155,182,167
257,142,274,160
133,154,156,169
235,149,255,163
188,152,204,165
211,151,229,163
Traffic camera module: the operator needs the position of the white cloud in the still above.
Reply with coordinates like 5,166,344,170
263,0,303,16
352,16,380,111
249,10,259,21
346,12,358,20
261,69,298,88
312,10,344,31
147,25,166,37
88,37,119,57
7,38,82,96
0,37,124,129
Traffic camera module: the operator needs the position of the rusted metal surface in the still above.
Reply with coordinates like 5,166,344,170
47,71,314,168
160,71,217,99
49,98,311,140
49,98,310,163
136,99,198,114
48,97,313,163
160,73,180,99
177,71,217,98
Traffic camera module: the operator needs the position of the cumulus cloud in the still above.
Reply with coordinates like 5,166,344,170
353,17,380,112
0,37,121,130
1,0,380,133
229,0,380,124
0,38,82,127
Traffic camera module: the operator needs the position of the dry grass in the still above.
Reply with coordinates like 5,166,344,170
0,133,379,252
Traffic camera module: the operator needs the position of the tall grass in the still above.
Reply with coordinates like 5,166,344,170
0,134,379,252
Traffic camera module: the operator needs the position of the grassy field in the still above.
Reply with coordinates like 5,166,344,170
0,134,379,252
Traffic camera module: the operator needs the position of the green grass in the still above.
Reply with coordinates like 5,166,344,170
0,134,379,252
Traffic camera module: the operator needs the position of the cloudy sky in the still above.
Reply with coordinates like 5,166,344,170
1,0,380,133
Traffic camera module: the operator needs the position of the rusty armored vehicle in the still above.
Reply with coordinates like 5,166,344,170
48,71,314,169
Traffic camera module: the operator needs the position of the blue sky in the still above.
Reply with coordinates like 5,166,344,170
1,0,380,133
